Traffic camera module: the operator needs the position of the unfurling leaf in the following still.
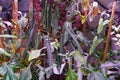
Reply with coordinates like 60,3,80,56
28,47,46,61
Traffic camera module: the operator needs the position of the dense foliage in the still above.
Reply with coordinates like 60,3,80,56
0,0,120,80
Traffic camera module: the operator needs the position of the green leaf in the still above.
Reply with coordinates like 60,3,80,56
0,34,17,38
94,72,107,80
64,30,70,44
51,40,60,49
28,47,46,61
19,67,32,80
81,67,91,75
0,65,7,76
97,18,104,34
88,71,108,80
89,36,104,55
88,72,94,80
0,48,10,56
71,50,85,65
4,64,18,80
66,69,78,80
103,20,109,26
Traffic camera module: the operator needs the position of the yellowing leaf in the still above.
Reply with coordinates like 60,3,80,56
82,0,89,9
81,15,86,24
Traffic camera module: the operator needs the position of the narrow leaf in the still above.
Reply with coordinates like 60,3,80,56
97,18,103,34
0,34,17,38
89,36,104,55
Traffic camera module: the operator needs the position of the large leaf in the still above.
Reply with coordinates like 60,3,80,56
89,36,104,55
0,63,7,76
28,47,46,61
66,69,78,80
4,64,18,80
19,67,32,80
0,48,10,56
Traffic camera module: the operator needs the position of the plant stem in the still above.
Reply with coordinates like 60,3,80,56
103,1,116,62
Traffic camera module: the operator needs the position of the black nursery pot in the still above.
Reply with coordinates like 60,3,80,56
50,74,66,80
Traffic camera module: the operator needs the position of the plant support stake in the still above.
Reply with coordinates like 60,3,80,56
12,0,18,21
103,1,116,62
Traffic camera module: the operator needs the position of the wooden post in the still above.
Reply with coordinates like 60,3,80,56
103,1,116,62
12,0,18,21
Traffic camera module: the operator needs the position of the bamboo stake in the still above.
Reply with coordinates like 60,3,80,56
0,28,5,48
12,0,18,21
12,0,20,37
29,0,33,21
103,1,116,62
